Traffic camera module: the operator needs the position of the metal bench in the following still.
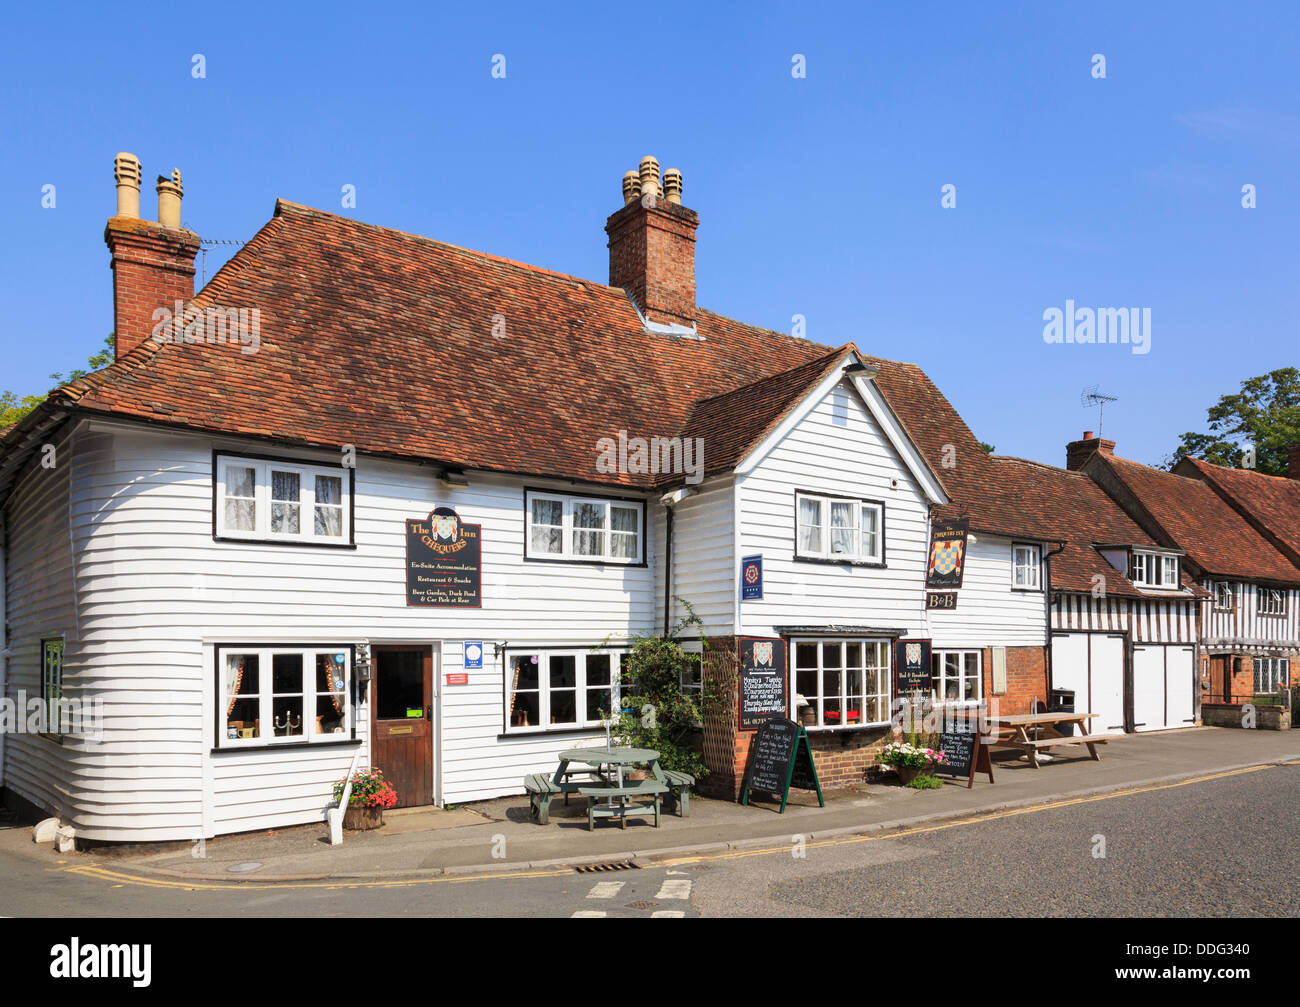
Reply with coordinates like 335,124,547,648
657,769,695,817
524,773,562,824
578,780,669,831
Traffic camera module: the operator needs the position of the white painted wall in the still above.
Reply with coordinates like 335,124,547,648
734,378,929,639
925,533,1047,648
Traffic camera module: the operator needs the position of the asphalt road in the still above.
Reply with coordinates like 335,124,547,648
0,761,1294,919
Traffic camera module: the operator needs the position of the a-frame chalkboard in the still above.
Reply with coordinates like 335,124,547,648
740,718,825,812
935,727,995,788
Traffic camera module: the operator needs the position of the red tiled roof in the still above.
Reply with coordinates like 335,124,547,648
1178,455,1300,566
47,200,834,489
1097,454,1300,585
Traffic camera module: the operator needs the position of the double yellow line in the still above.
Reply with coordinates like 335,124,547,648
62,763,1281,893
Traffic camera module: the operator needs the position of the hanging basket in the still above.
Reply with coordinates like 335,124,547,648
343,805,384,830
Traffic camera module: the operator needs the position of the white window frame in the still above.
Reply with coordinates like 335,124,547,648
1213,581,1235,612
790,637,891,730
215,454,352,545
1131,550,1179,588
504,647,625,734
1257,586,1286,617
523,490,644,564
933,649,983,706
216,645,353,749
794,492,885,564
1011,544,1042,590
1254,657,1289,693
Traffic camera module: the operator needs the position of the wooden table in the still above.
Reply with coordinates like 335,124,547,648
986,713,1108,767
554,747,667,830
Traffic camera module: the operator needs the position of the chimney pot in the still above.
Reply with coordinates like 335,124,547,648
639,156,660,200
663,168,683,204
622,170,641,205
1083,430,1093,440
114,152,142,219
1066,432,1116,471
156,168,184,230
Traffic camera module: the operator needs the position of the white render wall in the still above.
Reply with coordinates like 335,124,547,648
925,533,1048,648
735,379,929,640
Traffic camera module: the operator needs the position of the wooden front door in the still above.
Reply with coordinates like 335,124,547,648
370,646,433,808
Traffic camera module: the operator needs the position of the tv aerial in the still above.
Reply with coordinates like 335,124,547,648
1081,385,1119,437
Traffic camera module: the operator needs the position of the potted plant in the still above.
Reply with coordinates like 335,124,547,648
332,767,397,830
877,741,948,785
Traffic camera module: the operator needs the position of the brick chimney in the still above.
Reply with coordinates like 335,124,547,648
104,153,201,359
605,156,698,327
1066,430,1116,471
1289,445,1300,480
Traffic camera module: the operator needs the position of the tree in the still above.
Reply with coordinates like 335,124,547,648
979,441,995,455
1168,368,1300,476
0,334,115,430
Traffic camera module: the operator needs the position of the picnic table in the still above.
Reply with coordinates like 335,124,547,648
523,746,694,829
986,712,1108,767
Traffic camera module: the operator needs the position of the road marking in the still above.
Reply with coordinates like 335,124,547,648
586,881,625,899
654,879,692,900
571,910,607,918
651,910,685,918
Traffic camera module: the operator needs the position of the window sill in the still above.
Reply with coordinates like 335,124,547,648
1010,586,1043,593
792,555,886,569
212,738,361,754
213,534,357,550
800,721,892,734
522,555,647,568
498,726,607,741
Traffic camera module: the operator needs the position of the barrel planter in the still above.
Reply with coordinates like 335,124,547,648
343,805,384,830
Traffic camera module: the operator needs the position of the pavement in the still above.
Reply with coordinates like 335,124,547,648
15,726,1300,884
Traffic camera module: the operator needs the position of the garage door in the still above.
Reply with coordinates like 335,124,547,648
1051,633,1125,735
1133,644,1196,732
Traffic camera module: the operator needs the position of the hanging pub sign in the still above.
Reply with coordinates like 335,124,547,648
740,554,763,601
740,717,824,812
405,506,482,607
738,637,787,730
926,591,958,611
926,518,969,589
894,638,932,694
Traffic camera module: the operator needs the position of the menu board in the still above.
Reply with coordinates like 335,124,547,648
405,507,482,607
740,717,824,813
739,637,786,730
934,726,994,788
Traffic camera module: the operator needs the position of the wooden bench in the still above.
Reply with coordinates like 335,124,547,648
578,780,669,831
524,773,562,825
1018,736,1110,749
657,769,695,817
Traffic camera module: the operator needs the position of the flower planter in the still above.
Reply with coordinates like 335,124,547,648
895,766,931,785
343,805,384,830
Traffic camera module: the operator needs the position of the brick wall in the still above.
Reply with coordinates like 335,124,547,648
604,197,698,326
986,644,1049,715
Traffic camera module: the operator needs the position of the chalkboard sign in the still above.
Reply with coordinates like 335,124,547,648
895,638,932,694
405,507,482,607
739,637,786,730
935,725,994,788
740,718,824,812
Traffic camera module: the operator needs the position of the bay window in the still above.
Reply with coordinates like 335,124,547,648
795,492,885,563
792,638,890,728
215,454,352,545
524,490,644,564
217,645,353,748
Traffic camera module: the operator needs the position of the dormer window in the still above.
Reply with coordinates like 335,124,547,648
1131,551,1178,588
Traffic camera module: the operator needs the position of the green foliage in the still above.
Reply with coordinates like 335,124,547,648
1168,368,1300,475
979,441,996,455
906,773,944,790
607,604,721,780
0,334,116,430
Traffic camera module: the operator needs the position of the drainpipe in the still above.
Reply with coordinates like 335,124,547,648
659,487,696,636
1042,539,1066,701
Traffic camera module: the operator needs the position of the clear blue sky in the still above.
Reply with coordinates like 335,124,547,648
2,1,1295,467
